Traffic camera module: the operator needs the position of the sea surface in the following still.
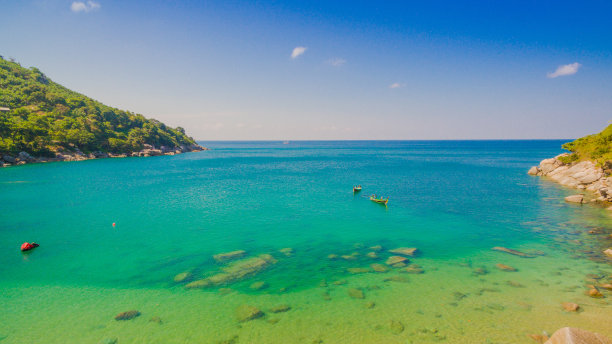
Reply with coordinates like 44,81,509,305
0,140,611,344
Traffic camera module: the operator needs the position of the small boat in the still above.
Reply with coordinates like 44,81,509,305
353,185,362,193
370,195,388,205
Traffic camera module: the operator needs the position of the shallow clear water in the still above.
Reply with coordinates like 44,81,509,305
0,141,611,343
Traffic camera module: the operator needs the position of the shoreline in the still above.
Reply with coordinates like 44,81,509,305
528,153,612,204
0,144,208,168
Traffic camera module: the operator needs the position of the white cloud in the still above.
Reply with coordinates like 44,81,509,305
71,1,100,13
389,83,404,89
327,58,346,67
291,46,307,59
547,62,581,78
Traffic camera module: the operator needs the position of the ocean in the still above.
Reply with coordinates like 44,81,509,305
0,140,610,343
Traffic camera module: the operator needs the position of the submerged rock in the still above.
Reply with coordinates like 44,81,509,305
341,254,357,261
389,320,405,334
173,271,193,283
544,327,612,344
564,195,584,204
149,316,162,324
561,302,579,312
366,252,379,259
115,310,140,320
348,288,365,299
213,250,246,263
528,334,549,343
235,305,263,322
369,245,383,252
472,267,488,276
347,267,371,274
269,304,291,313
185,279,212,289
496,263,517,272
385,256,408,266
388,247,418,256
327,254,339,260
279,248,294,257
383,275,409,283
586,288,604,298
249,281,268,290
333,279,348,285
506,280,525,288
402,264,424,274
365,301,376,309
371,263,390,272
189,254,277,288
99,338,118,344
492,246,536,258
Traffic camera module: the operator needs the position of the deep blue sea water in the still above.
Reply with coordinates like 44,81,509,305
0,140,610,343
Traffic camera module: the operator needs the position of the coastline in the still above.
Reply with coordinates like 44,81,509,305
528,153,612,204
0,144,207,168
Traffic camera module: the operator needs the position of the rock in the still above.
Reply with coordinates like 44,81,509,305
389,320,405,334
149,316,162,324
371,263,390,272
99,338,118,344
565,195,584,204
506,280,525,288
333,279,348,285
327,254,338,260
402,264,425,274
601,284,612,290
185,279,212,289
383,275,409,283
269,304,291,313
388,247,418,256
561,302,579,312
544,327,612,344
194,254,277,287
527,166,539,175
472,267,488,276
2,155,16,163
348,288,365,299
347,267,370,274
369,245,383,251
385,256,408,266
365,301,376,309
249,281,268,290
173,271,192,283
341,254,357,260
235,305,263,322
366,252,379,259
604,249,612,258
586,288,604,298
115,310,140,320
279,248,294,257
496,263,517,272
217,335,239,344
322,291,331,301
492,246,536,258
213,250,246,263
17,151,34,162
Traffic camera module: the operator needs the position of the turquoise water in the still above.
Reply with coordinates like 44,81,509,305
0,141,611,343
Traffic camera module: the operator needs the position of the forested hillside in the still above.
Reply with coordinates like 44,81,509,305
561,123,612,166
0,56,198,157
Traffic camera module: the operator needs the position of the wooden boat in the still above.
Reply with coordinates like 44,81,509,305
370,195,388,205
353,186,362,193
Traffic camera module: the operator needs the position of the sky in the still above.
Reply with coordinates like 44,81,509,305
1,0,612,140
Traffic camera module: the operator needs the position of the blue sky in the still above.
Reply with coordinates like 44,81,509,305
1,0,611,140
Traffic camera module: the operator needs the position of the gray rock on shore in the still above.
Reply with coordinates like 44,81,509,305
528,154,612,203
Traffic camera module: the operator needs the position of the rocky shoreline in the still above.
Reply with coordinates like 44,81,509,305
0,143,207,168
528,153,612,203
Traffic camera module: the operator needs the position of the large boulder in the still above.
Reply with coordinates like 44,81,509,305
564,195,584,204
528,166,540,175
2,155,16,163
17,151,35,162
544,327,612,344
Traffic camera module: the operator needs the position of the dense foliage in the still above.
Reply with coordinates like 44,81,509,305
0,57,196,156
561,123,612,165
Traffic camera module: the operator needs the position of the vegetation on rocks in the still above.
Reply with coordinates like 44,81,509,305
561,123,612,166
0,56,197,157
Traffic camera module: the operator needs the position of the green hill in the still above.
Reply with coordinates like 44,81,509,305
561,123,612,166
0,56,199,157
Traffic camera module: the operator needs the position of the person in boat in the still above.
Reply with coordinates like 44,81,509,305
21,242,39,252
